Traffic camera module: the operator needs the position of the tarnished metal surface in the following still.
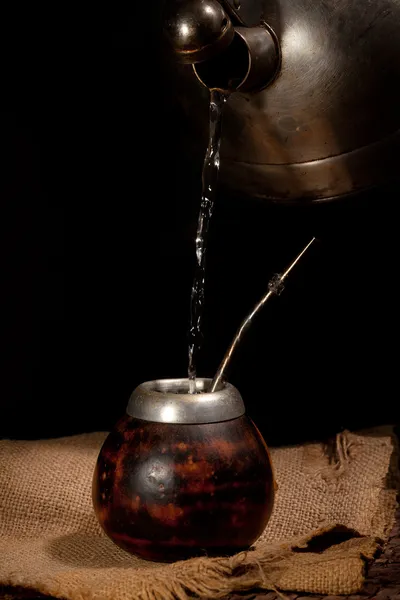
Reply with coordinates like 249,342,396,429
221,129,400,201
166,0,400,202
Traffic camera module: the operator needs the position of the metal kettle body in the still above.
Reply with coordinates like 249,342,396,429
165,0,400,203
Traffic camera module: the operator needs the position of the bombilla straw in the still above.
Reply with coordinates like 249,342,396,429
210,237,316,393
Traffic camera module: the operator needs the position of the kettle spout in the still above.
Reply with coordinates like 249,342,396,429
194,25,280,93
164,0,280,93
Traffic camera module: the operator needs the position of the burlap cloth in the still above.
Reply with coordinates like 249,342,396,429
0,427,398,600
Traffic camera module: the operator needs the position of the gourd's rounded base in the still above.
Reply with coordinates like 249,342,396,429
108,535,249,562
93,414,274,563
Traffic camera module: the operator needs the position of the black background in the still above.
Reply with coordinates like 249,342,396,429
1,6,399,444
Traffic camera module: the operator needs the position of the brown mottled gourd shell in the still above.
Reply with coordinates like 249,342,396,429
93,414,275,562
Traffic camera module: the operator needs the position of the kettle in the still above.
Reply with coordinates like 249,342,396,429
163,0,400,203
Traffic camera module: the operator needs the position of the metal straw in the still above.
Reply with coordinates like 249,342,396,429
210,237,316,393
